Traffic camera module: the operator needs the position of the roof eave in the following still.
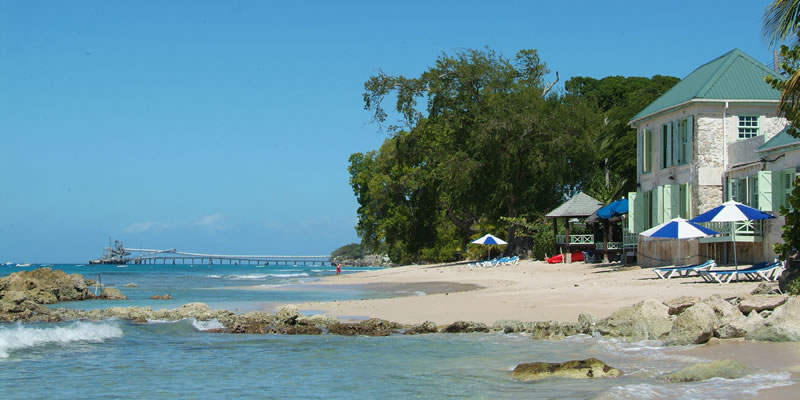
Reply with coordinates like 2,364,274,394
629,99,781,127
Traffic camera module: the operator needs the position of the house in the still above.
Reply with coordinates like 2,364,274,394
628,48,795,267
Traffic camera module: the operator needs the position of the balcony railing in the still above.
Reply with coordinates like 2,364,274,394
623,232,639,249
595,242,622,250
555,234,594,245
698,220,763,243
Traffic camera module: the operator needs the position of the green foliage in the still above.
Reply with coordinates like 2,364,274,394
330,243,365,260
785,274,800,295
775,178,800,258
350,48,677,264
565,75,680,196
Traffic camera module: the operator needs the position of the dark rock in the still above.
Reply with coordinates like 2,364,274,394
512,358,623,380
404,321,439,335
327,318,403,336
150,294,172,300
442,320,490,333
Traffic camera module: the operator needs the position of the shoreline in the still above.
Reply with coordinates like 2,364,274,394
288,260,766,324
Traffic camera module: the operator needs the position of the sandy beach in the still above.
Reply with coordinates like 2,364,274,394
292,260,767,325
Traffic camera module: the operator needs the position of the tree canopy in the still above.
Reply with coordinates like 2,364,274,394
348,48,678,264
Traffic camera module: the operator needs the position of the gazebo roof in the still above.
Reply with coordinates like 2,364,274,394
546,192,603,218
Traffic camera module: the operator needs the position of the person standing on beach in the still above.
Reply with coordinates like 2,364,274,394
336,263,342,275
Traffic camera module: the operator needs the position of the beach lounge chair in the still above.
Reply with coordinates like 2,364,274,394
699,261,783,283
500,256,519,265
653,260,716,279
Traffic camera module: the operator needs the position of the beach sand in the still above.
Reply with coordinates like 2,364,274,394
292,260,767,324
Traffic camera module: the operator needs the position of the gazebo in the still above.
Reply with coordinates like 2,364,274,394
584,198,628,263
545,192,603,263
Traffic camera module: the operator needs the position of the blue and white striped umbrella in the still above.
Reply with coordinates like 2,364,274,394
471,234,508,245
640,218,719,239
640,218,718,267
690,200,775,223
689,200,774,278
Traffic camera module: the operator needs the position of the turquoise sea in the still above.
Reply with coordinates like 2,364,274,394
0,264,794,399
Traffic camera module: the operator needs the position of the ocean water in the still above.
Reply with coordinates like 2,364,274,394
0,264,795,399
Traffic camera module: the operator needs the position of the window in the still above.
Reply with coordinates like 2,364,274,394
643,191,653,230
749,176,758,209
738,116,759,139
661,124,672,168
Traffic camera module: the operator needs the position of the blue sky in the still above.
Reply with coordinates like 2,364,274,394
0,0,779,262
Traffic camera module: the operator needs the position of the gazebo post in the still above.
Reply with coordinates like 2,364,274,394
603,220,610,263
552,218,558,256
564,217,571,263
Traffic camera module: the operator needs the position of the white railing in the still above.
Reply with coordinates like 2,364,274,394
595,242,623,250
700,220,763,238
555,234,595,245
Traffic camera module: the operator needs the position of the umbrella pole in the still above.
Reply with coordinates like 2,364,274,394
732,222,738,282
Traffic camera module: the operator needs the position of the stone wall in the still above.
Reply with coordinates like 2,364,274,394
695,184,722,216
695,113,724,169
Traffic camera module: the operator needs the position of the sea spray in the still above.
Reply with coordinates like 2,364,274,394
0,321,123,358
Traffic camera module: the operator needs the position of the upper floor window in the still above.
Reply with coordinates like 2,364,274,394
642,129,652,173
738,116,760,139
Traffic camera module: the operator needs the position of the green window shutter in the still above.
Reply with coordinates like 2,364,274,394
637,131,643,174
685,116,693,164
662,185,671,222
686,183,693,219
670,184,680,219
653,185,663,225
629,191,643,233
758,171,774,211
728,178,735,201
671,121,679,166
645,130,652,172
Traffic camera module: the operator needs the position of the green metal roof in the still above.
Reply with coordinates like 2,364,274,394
758,126,800,153
631,49,783,123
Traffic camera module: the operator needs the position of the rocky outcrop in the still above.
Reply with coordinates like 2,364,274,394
150,294,173,300
100,288,127,300
443,320,490,333
663,360,751,382
595,299,672,341
0,268,97,304
737,295,788,314
663,296,700,315
404,321,438,335
746,296,800,341
326,318,404,336
511,358,622,380
664,303,718,345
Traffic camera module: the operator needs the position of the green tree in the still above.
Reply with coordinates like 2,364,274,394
564,75,680,197
350,48,602,263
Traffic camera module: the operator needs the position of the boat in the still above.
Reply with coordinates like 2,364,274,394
16,263,32,267
116,265,128,268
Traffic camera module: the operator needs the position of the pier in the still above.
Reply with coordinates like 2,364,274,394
90,240,330,266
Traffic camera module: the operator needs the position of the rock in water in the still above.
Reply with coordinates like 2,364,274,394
663,360,751,382
595,299,672,341
99,288,127,300
511,358,622,380
150,294,172,300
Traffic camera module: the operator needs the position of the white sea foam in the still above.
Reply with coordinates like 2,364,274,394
598,372,793,400
0,322,123,359
191,319,225,331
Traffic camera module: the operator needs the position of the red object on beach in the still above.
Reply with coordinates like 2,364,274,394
546,254,563,264
546,252,583,264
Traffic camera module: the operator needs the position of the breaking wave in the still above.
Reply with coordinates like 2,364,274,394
0,322,123,358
